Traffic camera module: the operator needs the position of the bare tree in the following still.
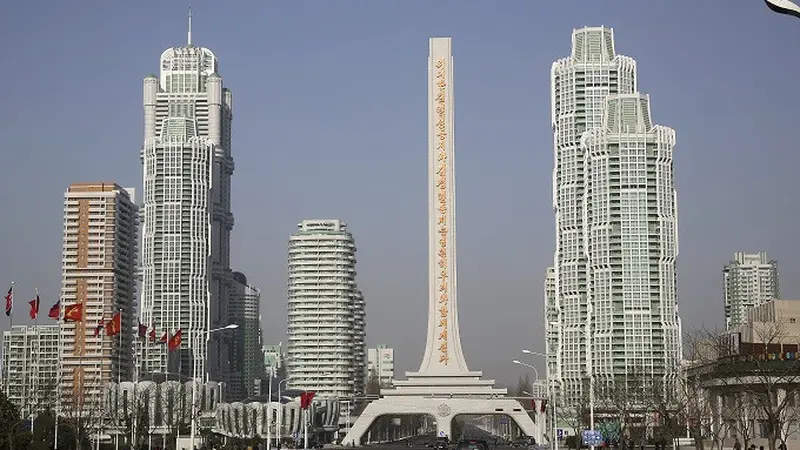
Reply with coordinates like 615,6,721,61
555,383,591,449
685,318,800,450
595,369,652,446
57,368,113,450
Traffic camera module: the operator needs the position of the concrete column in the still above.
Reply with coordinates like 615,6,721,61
437,415,453,440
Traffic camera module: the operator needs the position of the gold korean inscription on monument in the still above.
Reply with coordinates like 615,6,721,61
434,57,449,365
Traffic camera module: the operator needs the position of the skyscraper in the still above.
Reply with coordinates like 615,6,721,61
548,27,681,407
228,271,262,400
723,252,780,330
139,19,234,383
366,345,395,386
286,219,365,398
58,183,138,415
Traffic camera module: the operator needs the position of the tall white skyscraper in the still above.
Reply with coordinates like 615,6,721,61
286,219,365,398
724,252,780,330
139,21,234,383
548,27,681,407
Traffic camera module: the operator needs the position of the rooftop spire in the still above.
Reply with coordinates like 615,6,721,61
187,6,192,46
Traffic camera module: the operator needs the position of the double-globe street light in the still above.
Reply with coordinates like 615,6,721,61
189,323,240,449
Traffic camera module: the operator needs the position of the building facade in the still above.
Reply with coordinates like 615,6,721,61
723,252,780,330
1,325,59,418
139,31,234,383
687,300,800,448
367,345,395,386
286,219,365,398
353,290,366,393
548,27,681,408
228,271,262,400
58,183,138,416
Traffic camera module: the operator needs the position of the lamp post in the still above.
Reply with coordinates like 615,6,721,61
765,0,800,19
512,360,540,443
521,350,559,450
189,323,239,449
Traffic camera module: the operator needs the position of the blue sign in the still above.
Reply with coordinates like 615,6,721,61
499,417,509,425
439,431,446,437
557,429,564,439
582,430,603,446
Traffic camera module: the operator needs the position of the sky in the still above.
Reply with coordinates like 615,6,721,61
1,0,799,388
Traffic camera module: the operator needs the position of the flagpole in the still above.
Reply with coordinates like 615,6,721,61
115,309,121,450
31,288,39,436
175,331,181,450
5,282,13,399
55,300,62,450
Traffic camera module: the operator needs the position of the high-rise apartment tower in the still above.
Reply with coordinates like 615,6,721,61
228,271,262,400
58,183,138,415
2,325,59,419
723,252,779,330
547,27,681,408
139,20,234,383
286,220,365,398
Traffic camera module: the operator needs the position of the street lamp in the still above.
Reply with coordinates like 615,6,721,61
189,323,239,449
765,0,800,19
519,351,559,450
512,360,540,443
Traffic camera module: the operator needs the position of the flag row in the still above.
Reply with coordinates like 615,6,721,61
4,285,183,351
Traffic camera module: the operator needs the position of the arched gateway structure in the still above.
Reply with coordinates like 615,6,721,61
342,37,541,445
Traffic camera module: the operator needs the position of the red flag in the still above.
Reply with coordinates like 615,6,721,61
300,391,316,409
168,329,182,351
64,303,84,322
540,399,548,413
531,399,536,411
4,286,12,317
149,327,157,342
48,301,60,320
158,332,168,344
28,294,40,320
106,312,122,336
138,322,148,338
94,315,105,337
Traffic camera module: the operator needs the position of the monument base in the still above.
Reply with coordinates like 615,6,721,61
341,395,542,446
342,372,542,446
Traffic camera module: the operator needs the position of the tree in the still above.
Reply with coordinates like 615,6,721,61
556,382,591,449
57,369,111,450
0,390,23,450
514,374,532,397
685,318,800,450
595,369,651,445
365,377,381,396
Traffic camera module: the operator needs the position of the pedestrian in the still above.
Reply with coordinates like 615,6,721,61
733,438,742,450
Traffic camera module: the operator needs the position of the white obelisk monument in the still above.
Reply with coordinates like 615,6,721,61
342,37,540,445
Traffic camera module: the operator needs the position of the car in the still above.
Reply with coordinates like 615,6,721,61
434,437,451,450
454,439,490,450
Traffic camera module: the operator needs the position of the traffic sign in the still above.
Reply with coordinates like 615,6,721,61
582,430,603,446
557,429,563,439
499,416,509,425
439,431,446,437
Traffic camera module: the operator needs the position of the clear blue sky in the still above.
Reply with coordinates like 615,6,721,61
1,0,798,387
